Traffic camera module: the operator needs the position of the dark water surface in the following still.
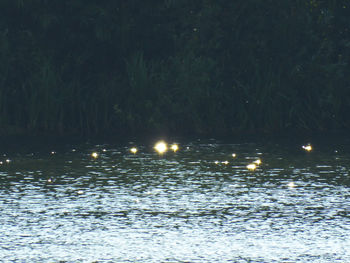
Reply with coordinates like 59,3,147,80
1,138,350,262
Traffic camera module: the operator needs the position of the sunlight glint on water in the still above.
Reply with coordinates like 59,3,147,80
0,140,350,262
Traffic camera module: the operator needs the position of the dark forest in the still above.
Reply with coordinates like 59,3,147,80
1,0,349,137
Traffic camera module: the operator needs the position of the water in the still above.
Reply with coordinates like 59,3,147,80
1,138,350,262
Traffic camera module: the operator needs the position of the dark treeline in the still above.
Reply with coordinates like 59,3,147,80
0,0,349,137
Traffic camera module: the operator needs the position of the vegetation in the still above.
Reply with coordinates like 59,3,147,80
0,0,349,137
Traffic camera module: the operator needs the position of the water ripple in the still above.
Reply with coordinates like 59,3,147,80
0,140,350,262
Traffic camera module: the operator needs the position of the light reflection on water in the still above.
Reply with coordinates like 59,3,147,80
0,140,350,262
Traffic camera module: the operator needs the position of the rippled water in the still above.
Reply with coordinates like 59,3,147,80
1,138,350,262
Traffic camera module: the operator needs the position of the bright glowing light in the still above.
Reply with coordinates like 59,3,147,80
5,159,10,163
302,144,312,152
254,159,262,165
232,153,237,158
247,163,257,171
214,161,219,165
154,141,167,154
51,151,56,155
222,161,229,165
288,182,296,188
91,152,99,159
130,147,138,154
170,144,179,152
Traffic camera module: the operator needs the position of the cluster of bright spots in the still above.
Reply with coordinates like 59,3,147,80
0,159,11,165
247,158,262,171
130,147,138,154
91,152,99,159
125,142,179,155
302,144,312,152
170,144,179,152
154,141,168,154
214,160,229,165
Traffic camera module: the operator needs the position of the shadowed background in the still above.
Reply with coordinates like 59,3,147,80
0,0,349,137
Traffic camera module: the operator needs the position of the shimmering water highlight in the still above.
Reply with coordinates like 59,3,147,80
0,140,349,262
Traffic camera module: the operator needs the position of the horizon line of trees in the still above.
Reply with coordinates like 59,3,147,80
0,0,349,137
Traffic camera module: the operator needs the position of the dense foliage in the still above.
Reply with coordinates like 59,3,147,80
0,0,349,136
